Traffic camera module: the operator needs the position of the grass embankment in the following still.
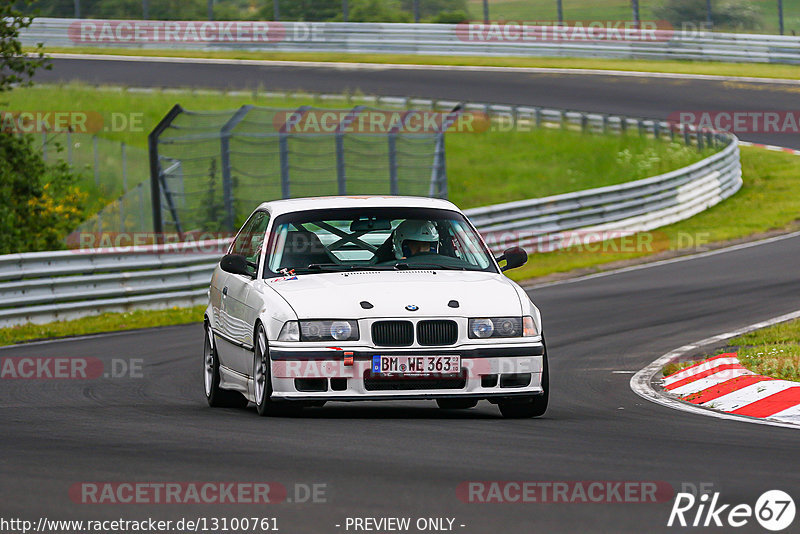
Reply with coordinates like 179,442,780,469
663,319,800,382
36,47,800,81
5,83,713,210
4,85,799,345
506,146,800,282
0,306,205,347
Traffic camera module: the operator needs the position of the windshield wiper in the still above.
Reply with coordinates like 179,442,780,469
301,263,394,272
393,262,464,271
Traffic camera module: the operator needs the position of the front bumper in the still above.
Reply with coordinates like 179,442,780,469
268,342,545,401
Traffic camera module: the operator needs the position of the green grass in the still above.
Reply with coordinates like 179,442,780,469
33,46,800,80
665,319,800,381
506,146,800,282
0,306,205,347
468,0,800,35
5,83,713,213
730,319,800,381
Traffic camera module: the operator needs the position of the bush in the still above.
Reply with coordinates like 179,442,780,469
0,134,89,253
431,10,469,24
653,0,761,31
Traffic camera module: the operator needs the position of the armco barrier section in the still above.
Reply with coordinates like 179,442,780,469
19,18,800,64
0,102,741,327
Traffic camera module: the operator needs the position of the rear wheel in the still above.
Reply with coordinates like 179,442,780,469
498,343,549,419
204,322,248,408
436,398,479,410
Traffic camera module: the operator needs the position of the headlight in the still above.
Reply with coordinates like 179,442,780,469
279,320,360,342
278,321,300,341
469,317,536,339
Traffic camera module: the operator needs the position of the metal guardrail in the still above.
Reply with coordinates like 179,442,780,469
0,101,741,327
19,18,800,64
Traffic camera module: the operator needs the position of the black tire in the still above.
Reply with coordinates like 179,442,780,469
253,323,275,416
498,342,549,419
204,322,249,408
436,398,479,410
252,324,303,417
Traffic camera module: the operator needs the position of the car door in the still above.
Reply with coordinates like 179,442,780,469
218,210,270,376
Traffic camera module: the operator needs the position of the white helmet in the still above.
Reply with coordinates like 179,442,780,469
393,220,439,259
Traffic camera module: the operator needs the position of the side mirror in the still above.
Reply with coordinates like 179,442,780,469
220,254,256,277
497,247,528,272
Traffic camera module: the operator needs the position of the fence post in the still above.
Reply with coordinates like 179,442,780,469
335,106,366,196
220,105,253,232
93,135,99,188
138,183,145,232
148,104,184,240
277,106,310,199
122,142,128,193
388,134,398,195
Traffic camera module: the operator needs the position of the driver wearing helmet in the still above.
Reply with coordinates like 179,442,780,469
393,220,439,259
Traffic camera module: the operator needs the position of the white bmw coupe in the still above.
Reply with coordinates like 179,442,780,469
204,196,548,418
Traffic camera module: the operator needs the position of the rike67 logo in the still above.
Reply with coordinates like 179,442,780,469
668,490,795,531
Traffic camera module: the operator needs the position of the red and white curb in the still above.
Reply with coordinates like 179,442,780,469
662,353,800,425
631,309,800,430
738,141,800,155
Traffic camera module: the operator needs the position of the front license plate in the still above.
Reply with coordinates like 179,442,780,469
372,355,460,375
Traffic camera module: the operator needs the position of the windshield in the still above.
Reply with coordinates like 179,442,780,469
265,207,497,275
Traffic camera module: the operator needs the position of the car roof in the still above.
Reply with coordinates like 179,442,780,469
255,196,462,217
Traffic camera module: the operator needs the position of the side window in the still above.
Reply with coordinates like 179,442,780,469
230,211,270,267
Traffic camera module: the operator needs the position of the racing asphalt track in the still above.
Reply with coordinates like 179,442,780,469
2,58,800,533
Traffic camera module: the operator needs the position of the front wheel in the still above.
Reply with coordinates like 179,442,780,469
498,344,549,419
204,322,248,408
253,324,274,416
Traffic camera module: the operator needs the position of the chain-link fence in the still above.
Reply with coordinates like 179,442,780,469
148,104,455,237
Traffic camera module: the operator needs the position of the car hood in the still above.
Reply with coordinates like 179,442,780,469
262,270,522,319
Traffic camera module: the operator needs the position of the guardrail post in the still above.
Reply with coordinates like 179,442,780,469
535,108,541,129
581,114,588,134
602,115,608,134
683,124,690,146
67,130,72,166
220,105,253,232
697,129,705,151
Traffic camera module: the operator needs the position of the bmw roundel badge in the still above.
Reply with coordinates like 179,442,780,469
405,305,419,311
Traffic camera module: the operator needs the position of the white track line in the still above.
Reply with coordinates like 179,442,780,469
526,229,800,290
46,53,800,85
630,309,800,430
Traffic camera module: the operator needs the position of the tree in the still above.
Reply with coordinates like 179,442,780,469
1,1,49,95
2,1,88,253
